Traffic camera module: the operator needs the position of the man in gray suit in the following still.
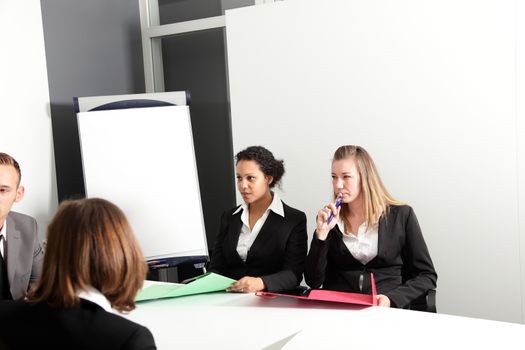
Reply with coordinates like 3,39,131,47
0,152,44,300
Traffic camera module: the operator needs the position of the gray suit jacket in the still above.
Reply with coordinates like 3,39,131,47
5,211,44,300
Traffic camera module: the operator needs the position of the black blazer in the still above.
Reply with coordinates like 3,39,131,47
305,205,437,308
208,201,308,292
0,299,156,350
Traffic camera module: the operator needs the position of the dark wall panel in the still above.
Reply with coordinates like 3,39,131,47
40,0,145,201
40,0,235,256
161,29,236,250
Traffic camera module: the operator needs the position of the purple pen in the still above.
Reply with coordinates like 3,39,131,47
327,196,343,225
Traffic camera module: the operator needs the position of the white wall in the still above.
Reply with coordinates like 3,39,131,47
0,1,57,238
517,0,525,326
226,0,524,323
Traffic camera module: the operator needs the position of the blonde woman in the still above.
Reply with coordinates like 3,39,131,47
305,145,437,308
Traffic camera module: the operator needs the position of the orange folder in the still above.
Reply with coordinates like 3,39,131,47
255,273,377,306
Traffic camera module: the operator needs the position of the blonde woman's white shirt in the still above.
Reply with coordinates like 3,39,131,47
337,219,378,265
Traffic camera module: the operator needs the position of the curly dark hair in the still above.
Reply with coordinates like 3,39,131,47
235,146,285,188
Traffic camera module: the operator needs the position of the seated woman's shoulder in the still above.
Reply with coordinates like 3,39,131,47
223,205,242,216
281,202,306,219
388,204,415,216
0,299,26,316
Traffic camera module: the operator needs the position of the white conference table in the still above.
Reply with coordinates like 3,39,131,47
125,282,525,350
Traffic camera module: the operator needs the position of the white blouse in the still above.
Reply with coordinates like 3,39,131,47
233,192,285,261
337,219,378,265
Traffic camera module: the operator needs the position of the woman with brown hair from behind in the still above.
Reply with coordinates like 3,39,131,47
0,198,156,350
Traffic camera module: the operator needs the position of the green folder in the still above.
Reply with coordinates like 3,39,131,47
135,272,236,302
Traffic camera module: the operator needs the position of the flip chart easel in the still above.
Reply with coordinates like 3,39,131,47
75,92,208,280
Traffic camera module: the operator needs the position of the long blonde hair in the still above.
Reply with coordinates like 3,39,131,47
334,145,403,229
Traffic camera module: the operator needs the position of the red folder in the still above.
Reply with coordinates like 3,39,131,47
255,273,377,306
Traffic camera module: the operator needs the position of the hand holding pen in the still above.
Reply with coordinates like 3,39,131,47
315,195,343,241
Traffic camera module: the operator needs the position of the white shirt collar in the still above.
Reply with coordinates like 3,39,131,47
233,191,285,217
77,286,116,314
0,219,7,258
0,219,6,238
336,217,378,235
337,218,379,265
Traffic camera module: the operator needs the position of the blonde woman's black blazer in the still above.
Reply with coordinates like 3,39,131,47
208,201,308,292
305,205,437,308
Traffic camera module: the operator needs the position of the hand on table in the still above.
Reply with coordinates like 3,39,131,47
227,276,266,293
376,294,391,307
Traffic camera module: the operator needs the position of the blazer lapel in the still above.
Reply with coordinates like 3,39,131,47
246,212,283,262
6,215,21,286
373,215,388,262
227,211,244,263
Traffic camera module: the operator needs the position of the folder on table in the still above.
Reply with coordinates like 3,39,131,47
255,273,377,306
135,272,236,302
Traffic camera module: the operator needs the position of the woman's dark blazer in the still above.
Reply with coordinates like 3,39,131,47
0,299,156,350
208,201,308,292
305,205,437,308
